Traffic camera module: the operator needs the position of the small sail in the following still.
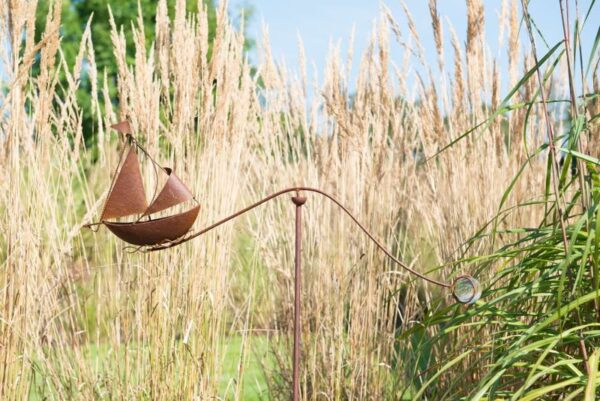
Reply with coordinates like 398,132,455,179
101,146,148,220
111,120,132,135
144,168,194,216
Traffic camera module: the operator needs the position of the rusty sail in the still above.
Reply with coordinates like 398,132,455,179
87,121,200,247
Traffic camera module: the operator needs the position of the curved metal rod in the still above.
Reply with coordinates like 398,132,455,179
148,187,451,288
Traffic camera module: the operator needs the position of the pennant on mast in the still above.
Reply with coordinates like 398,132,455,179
111,120,132,135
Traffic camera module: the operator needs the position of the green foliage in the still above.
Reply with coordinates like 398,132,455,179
399,4,600,399
29,336,271,400
34,0,218,144
404,191,600,399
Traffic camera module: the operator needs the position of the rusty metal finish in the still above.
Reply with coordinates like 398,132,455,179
84,121,201,247
291,195,306,401
101,146,148,220
104,205,200,246
148,187,452,289
85,124,481,401
111,120,132,135
144,168,194,216
87,124,479,300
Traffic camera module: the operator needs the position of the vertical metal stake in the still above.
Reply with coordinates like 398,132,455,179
291,194,306,401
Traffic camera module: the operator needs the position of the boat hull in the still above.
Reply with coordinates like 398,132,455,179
104,205,200,246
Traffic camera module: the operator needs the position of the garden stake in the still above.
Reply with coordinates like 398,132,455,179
291,193,306,401
85,121,482,401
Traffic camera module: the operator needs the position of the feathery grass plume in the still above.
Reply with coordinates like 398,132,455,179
429,0,444,71
1,0,599,399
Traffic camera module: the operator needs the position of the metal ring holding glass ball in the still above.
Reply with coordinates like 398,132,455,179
452,275,481,304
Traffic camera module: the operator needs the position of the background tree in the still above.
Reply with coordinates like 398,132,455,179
34,0,219,145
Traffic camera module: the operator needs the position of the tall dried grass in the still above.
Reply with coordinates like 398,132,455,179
0,0,596,399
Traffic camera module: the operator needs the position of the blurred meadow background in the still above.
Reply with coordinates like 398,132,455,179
1,0,599,399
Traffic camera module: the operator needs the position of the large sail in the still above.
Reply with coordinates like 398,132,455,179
101,146,148,220
144,169,194,216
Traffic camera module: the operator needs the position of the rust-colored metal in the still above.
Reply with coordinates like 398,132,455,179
291,194,306,401
111,120,133,135
85,122,481,400
144,168,194,216
142,187,482,401
101,146,148,220
148,187,451,289
104,205,200,246
86,122,200,247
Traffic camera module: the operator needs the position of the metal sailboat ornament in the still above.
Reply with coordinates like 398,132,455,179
85,119,481,401
85,121,200,247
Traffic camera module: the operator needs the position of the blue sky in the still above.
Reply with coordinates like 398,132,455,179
230,0,599,95
2,1,598,92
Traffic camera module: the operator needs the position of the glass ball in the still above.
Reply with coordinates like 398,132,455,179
452,276,481,304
